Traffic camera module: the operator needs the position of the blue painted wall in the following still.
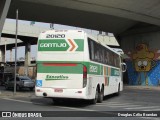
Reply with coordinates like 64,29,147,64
126,61,160,86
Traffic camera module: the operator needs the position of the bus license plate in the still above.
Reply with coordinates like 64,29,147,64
54,89,63,93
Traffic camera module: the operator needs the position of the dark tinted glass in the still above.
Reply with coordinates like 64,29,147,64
19,76,31,81
88,38,120,68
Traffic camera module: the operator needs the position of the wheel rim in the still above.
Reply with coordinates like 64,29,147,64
100,92,104,101
98,88,104,103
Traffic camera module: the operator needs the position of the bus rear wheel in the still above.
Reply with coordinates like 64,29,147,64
98,87,104,103
90,87,98,104
116,84,120,96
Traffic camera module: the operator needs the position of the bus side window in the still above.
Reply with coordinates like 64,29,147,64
90,40,95,60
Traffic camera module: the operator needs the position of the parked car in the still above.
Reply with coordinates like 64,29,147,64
0,73,13,86
5,76,35,91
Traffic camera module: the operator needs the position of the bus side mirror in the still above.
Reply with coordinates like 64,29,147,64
121,63,127,72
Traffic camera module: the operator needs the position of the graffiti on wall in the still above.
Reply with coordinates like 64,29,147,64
124,43,160,86
133,44,155,72
132,44,155,85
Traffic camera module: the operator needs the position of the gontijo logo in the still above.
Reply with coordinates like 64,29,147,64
38,39,78,51
40,43,66,48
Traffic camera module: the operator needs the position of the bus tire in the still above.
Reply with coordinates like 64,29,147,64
90,87,98,104
98,86,104,103
116,83,120,96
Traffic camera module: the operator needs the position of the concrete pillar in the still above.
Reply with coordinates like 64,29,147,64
0,0,11,37
0,46,5,62
24,42,31,76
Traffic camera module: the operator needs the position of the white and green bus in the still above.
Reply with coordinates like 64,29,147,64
35,30,126,104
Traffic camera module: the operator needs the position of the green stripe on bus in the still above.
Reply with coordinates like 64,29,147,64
37,63,83,74
37,61,120,76
85,62,102,75
104,67,120,76
74,39,84,51
111,68,120,76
